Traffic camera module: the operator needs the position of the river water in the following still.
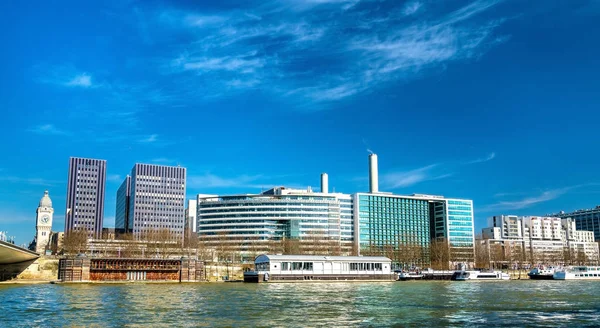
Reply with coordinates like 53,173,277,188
1,280,599,327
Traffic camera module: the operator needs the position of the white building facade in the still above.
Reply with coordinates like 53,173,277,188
482,215,599,265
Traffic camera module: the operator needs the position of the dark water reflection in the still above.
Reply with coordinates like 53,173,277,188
1,280,599,327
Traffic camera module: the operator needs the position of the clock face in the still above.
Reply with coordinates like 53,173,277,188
41,215,49,224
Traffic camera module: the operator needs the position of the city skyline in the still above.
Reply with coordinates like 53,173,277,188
1,0,600,245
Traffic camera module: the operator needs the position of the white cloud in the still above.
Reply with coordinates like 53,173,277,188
182,56,265,73
403,1,423,16
478,184,598,212
466,152,496,164
27,124,70,136
381,164,452,189
65,73,92,87
139,134,158,143
184,14,227,27
140,0,509,105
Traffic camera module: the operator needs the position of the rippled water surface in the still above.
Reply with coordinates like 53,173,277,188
1,280,599,327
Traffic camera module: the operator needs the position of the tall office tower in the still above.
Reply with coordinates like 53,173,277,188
115,175,131,236
65,157,107,239
129,164,186,242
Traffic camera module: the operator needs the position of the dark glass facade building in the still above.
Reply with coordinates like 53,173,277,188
115,175,131,236
554,207,600,241
65,157,106,239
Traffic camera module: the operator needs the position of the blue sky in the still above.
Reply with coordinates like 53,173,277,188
1,0,599,245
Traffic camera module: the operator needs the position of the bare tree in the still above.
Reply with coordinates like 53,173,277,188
488,243,505,270
145,228,178,259
429,238,451,270
62,229,89,255
474,239,490,269
396,234,426,270
119,233,143,258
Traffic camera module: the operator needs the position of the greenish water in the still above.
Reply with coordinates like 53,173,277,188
1,280,599,327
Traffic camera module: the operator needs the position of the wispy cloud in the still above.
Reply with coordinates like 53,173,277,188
139,134,158,143
65,73,93,87
377,150,495,189
36,64,95,88
27,124,70,136
381,164,452,189
403,1,423,16
138,0,508,106
479,184,599,212
466,152,496,164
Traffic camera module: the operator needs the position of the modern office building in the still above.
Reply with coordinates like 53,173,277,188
354,193,474,267
553,207,600,241
128,164,186,242
354,193,430,262
65,157,106,239
428,196,475,265
197,186,354,258
115,175,131,236
192,154,475,267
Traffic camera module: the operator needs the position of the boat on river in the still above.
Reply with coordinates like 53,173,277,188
453,270,510,281
553,266,600,280
397,271,424,281
528,266,555,280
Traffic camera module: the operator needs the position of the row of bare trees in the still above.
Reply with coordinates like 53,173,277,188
474,238,599,271
62,228,193,259
63,229,468,269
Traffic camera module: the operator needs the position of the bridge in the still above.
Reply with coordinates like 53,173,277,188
0,240,40,280
0,240,39,264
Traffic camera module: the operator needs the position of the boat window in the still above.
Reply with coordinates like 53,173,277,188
292,262,303,270
302,262,313,270
282,262,289,270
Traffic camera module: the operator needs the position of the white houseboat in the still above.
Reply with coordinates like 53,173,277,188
243,254,394,282
553,266,600,280
453,270,510,281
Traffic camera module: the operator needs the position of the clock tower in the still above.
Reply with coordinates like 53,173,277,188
35,190,54,254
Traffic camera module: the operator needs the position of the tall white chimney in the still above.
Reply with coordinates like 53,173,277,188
369,153,378,193
321,173,329,194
